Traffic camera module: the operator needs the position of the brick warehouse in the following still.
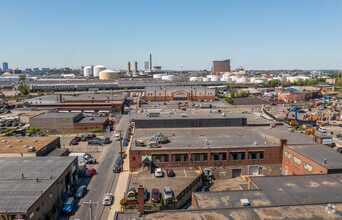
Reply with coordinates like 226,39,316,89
144,86,215,102
129,127,288,178
282,143,342,175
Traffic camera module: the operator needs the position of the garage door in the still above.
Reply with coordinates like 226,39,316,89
249,166,258,175
232,169,242,178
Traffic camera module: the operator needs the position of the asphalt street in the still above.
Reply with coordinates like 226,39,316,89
59,115,130,220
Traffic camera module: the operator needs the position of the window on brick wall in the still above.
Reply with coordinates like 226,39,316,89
304,162,312,171
210,152,227,161
248,151,264,160
171,154,189,162
229,152,245,160
293,156,301,165
191,153,208,162
284,151,291,159
152,154,169,163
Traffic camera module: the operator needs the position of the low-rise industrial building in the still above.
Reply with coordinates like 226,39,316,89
282,143,342,175
26,93,126,113
29,112,109,132
145,86,215,102
0,157,78,220
0,136,62,157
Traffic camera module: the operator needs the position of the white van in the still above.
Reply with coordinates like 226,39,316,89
318,127,327,133
114,133,120,141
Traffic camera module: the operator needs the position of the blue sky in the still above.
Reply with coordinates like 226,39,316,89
0,0,341,70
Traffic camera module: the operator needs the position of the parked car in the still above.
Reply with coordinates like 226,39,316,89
75,185,87,198
71,140,78,145
144,188,148,202
155,168,163,177
113,158,122,173
102,193,114,206
61,197,75,215
151,188,161,203
104,137,111,144
127,188,136,200
164,187,174,203
318,127,327,133
166,169,175,177
337,147,342,153
336,134,342,140
88,140,102,145
123,141,128,146
85,168,97,177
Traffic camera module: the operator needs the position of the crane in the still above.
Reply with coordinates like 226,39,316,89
287,106,298,120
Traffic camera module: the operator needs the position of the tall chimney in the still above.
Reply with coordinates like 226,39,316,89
134,61,138,75
149,54,152,71
138,185,145,215
127,62,131,75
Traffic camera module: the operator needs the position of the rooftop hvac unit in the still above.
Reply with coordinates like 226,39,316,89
240,199,250,206
32,140,38,142
23,145,29,148
28,146,35,152
6,145,12,148
1,140,7,143
17,140,22,142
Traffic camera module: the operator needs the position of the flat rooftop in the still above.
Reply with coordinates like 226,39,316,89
193,174,342,210
33,112,81,119
0,137,58,154
132,112,243,120
287,144,342,170
116,204,342,220
26,93,126,103
0,157,76,212
145,86,211,91
77,116,108,124
131,126,313,150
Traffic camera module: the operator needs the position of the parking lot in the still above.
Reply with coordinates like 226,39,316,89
127,168,201,204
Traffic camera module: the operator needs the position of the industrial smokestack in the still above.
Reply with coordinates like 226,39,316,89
127,62,131,75
149,54,152,71
134,61,138,75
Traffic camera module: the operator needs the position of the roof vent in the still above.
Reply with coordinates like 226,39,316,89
1,140,7,143
240,199,250,206
17,140,22,142
32,140,38,142
23,145,29,148
28,146,36,152
204,139,209,145
6,145,13,148
254,141,258,145
324,159,327,164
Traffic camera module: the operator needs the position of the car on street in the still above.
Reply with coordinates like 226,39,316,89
104,137,111,144
85,168,97,177
337,147,342,153
151,188,161,203
318,127,327,133
154,168,163,177
71,140,78,145
102,193,114,206
166,169,175,177
336,134,342,140
113,158,122,173
88,140,102,145
75,185,87,198
123,141,128,146
61,197,75,215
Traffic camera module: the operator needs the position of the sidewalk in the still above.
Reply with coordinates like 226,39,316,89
107,130,132,220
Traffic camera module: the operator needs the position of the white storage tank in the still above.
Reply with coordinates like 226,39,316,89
162,75,178,81
153,74,164,79
190,77,200,82
93,65,106,77
99,70,118,80
203,77,211,82
83,66,92,77
210,75,221,81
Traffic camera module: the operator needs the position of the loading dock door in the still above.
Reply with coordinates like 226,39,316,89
232,169,242,178
249,166,259,175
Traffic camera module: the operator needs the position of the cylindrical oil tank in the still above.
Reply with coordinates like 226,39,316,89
210,75,221,81
153,74,164,79
94,65,106,77
203,77,211,82
99,70,118,80
84,66,93,77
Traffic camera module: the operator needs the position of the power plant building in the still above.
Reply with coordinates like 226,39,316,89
212,59,231,74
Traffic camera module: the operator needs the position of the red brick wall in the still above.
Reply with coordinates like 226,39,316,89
73,120,109,131
282,146,328,175
129,146,282,170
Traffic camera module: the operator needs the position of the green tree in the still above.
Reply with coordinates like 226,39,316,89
267,79,282,87
19,74,26,82
18,84,30,96
230,90,235,98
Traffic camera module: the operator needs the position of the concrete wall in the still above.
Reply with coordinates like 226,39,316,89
211,164,282,179
30,116,78,132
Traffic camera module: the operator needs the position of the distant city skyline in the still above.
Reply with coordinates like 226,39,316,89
0,0,341,70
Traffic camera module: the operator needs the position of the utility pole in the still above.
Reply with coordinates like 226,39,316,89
82,200,99,220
